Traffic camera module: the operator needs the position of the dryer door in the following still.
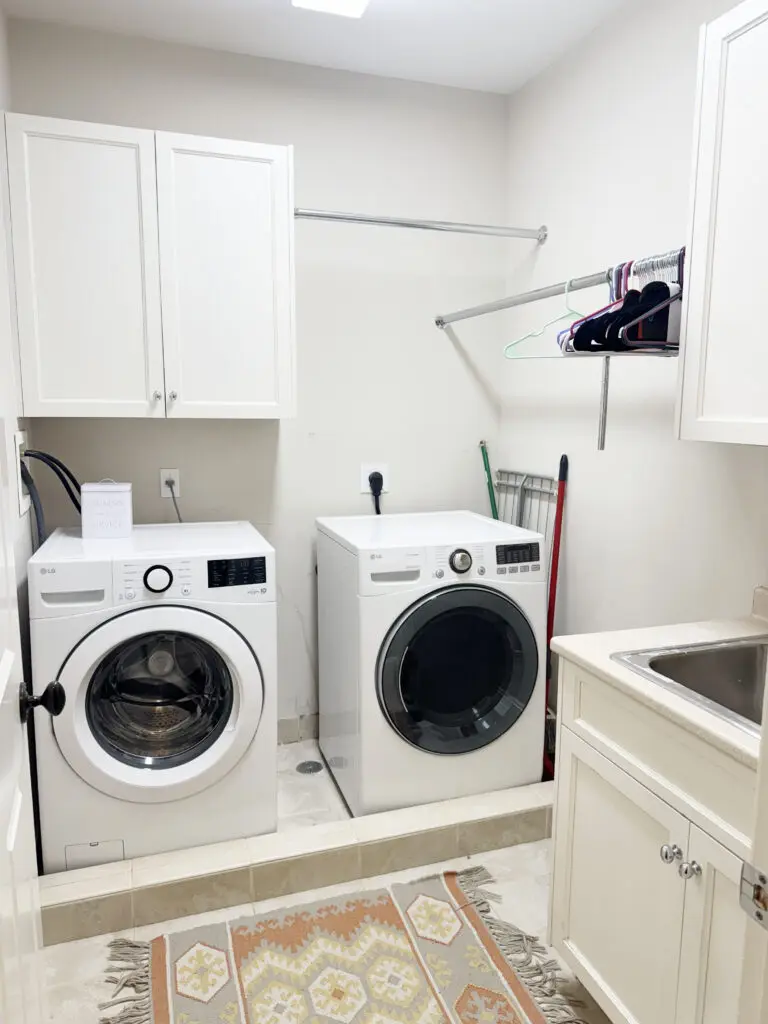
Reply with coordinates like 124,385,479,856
53,606,264,802
377,585,539,755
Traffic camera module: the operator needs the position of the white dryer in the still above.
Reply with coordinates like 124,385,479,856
29,522,277,872
317,511,546,816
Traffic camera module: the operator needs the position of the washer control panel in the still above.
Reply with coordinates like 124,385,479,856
116,552,274,604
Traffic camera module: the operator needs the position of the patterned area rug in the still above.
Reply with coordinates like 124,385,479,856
100,868,586,1024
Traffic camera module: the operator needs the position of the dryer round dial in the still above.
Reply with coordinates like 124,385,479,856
449,549,472,574
143,565,174,594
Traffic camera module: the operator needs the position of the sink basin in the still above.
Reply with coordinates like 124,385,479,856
612,636,768,736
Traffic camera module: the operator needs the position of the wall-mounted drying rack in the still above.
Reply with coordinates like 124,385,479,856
435,252,683,450
294,207,548,242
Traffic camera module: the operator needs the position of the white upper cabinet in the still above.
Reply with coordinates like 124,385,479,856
678,0,768,444
156,134,295,418
6,115,295,419
6,114,165,418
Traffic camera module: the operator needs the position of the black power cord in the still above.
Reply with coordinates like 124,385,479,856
20,461,46,546
368,471,383,516
22,450,82,514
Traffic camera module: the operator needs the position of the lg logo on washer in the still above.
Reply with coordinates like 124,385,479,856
39,567,56,575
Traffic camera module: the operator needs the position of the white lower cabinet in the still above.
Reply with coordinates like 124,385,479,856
676,826,746,1024
551,728,747,1024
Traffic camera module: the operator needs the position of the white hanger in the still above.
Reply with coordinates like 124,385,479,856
504,279,582,357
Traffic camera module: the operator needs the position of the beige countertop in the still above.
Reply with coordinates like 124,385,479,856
552,615,768,769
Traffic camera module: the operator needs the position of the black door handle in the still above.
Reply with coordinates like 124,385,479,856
19,681,66,723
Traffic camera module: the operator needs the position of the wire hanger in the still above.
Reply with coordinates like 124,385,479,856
504,279,583,357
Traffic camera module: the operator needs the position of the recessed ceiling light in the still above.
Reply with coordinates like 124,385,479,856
292,0,370,17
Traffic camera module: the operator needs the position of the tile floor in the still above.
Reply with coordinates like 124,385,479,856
45,838,609,1023
277,739,350,831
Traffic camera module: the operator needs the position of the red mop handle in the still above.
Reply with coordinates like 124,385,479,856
544,454,568,779
547,455,568,649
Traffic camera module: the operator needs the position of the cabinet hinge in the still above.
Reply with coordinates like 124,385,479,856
740,862,768,929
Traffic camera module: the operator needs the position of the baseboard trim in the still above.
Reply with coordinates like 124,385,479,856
40,781,553,945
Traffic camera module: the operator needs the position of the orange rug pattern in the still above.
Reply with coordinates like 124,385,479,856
99,867,586,1024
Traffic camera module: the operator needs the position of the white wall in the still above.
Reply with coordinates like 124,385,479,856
8,20,509,721
0,11,33,682
492,0,768,637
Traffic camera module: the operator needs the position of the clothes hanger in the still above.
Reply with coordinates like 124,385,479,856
504,278,583,357
618,285,682,345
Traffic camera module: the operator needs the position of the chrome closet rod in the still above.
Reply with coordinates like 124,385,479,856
435,270,610,328
294,207,548,242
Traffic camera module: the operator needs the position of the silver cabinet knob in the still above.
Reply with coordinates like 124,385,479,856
660,844,683,864
679,861,702,880
152,390,163,401
168,390,178,401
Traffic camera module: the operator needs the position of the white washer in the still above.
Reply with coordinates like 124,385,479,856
317,511,546,816
29,522,277,872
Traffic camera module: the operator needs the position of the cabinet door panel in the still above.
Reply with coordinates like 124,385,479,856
552,729,688,1024
6,114,165,417
156,133,294,418
676,826,748,1024
678,1,768,443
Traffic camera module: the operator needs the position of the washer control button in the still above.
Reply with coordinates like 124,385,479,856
181,585,191,596
477,566,486,576
124,590,136,601
449,549,472,574
435,569,445,579
143,564,174,594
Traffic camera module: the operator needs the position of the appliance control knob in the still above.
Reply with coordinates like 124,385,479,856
435,569,444,579
143,565,173,594
449,549,472,574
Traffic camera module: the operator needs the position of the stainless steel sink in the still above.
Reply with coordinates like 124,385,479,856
612,636,768,736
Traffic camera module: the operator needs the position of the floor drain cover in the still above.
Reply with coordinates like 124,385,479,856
297,760,324,775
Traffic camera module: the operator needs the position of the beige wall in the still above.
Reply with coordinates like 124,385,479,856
494,0,768,636
8,20,509,719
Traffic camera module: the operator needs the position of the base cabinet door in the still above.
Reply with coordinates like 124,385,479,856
676,825,747,1024
551,729,689,1024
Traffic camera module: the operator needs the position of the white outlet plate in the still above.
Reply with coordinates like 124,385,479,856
160,469,181,499
14,430,30,517
360,463,390,494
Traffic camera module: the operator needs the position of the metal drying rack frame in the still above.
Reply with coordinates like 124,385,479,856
294,207,548,242
435,255,682,450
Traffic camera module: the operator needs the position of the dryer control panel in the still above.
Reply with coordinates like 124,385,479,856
358,540,545,595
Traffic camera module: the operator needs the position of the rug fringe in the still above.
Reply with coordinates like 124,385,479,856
99,939,153,1024
453,867,589,1024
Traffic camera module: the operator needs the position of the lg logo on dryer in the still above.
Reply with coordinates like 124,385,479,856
39,567,56,575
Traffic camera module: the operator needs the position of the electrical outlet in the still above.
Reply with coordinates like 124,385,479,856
160,469,181,499
360,463,390,494
14,430,30,517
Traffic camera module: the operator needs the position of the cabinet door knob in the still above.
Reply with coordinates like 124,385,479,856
168,390,178,401
679,861,702,880
660,844,684,864
152,390,163,401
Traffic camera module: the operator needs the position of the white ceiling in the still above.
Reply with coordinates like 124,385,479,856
2,0,629,94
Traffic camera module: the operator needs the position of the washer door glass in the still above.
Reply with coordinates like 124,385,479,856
378,586,538,754
86,631,234,770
